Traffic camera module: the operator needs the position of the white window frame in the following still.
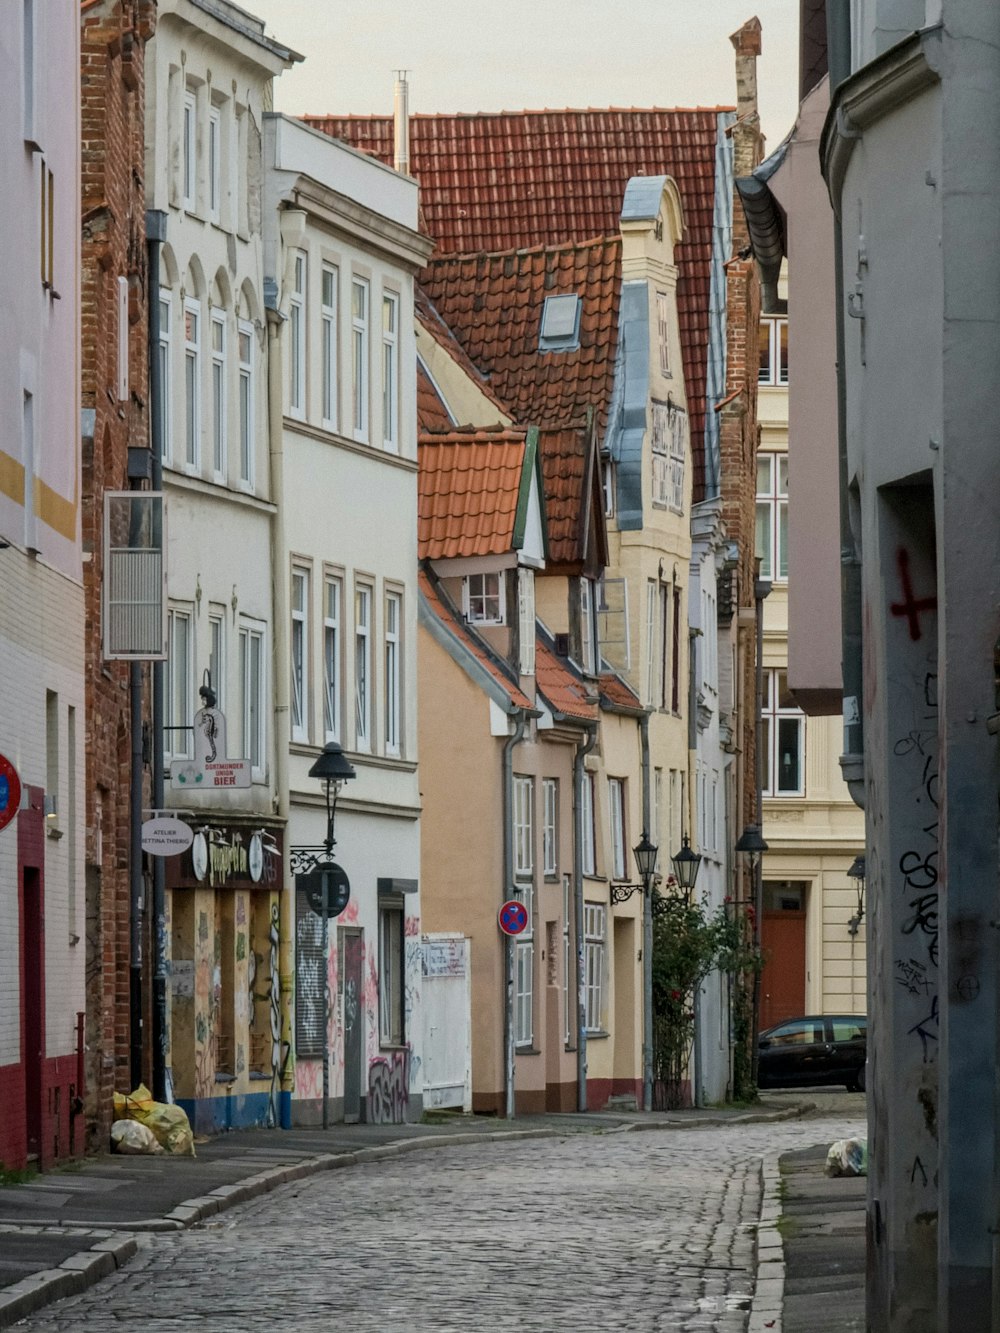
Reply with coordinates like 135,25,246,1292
518,568,535,676
238,320,254,488
210,310,226,479
183,298,201,471
384,589,402,757
208,609,226,713
645,580,658,707
355,582,373,752
669,407,686,513
182,89,197,213
542,778,558,877
208,105,221,223
158,290,172,464
581,770,596,876
656,290,671,377
239,620,266,781
651,401,670,508
22,0,37,147
514,775,534,1049
382,289,399,451
323,573,342,744
602,459,615,518
580,576,598,675
756,451,789,584
378,901,405,1046
464,571,505,626
759,316,789,386
608,777,626,880
584,903,606,1033
290,567,309,744
321,263,339,432
289,252,306,418
514,775,534,877
352,276,370,442
165,607,194,761
762,668,805,798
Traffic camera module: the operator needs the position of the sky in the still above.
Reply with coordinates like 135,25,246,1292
249,0,802,151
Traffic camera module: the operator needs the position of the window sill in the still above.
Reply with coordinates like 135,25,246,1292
379,1042,409,1054
585,1029,610,1041
582,874,607,884
515,1046,541,1056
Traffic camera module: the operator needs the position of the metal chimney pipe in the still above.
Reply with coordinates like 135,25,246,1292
393,70,410,175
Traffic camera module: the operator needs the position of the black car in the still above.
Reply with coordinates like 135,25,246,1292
758,1014,867,1091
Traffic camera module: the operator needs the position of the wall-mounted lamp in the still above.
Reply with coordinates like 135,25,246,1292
308,741,357,854
847,854,866,936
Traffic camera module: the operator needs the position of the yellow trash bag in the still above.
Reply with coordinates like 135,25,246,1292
113,1083,196,1157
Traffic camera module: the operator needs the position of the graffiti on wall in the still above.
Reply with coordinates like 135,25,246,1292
267,902,289,1126
368,1048,410,1125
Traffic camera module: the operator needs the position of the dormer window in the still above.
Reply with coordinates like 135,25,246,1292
465,572,504,625
580,577,599,675
539,294,581,352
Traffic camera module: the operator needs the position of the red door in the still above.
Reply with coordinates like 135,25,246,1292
760,909,806,1030
22,868,43,1159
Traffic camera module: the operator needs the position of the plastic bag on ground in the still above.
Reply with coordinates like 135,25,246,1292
113,1083,196,1157
825,1137,868,1177
111,1118,164,1155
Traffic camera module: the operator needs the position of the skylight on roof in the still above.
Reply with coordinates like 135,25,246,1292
539,294,581,351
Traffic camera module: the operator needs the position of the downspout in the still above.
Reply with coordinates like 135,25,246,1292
574,725,599,1112
687,627,703,1108
269,208,307,1128
639,710,653,1113
826,1,865,810
502,710,528,1119
146,208,168,1101
750,571,771,1088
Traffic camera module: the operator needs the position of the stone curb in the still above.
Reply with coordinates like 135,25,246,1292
0,1235,136,1331
748,1149,785,1333
0,1101,812,1327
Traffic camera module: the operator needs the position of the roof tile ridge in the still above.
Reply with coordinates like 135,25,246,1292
426,233,623,266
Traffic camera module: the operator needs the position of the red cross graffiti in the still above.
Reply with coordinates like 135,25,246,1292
890,548,937,641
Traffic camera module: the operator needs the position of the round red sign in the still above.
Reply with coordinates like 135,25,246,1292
0,754,22,834
498,899,529,937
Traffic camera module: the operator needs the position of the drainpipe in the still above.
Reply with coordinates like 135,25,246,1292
146,208,168,1101
502,710,528,1119
639,710,654,1113
574,725,599,1112
750,571,771,1087
269,208,307,1128
826,3,865,810
687,627,704,1108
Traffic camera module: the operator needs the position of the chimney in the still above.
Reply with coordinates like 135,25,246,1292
393,70,410,176
730,17,762,124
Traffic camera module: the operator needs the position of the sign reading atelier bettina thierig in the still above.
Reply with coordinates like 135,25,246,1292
169,706,251,790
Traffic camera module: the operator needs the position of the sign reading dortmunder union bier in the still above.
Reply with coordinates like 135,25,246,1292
163,823,284,892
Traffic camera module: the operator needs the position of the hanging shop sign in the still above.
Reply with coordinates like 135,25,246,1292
164,822,284,891
141,816,194,857
169,707,251,790
0,754,22,835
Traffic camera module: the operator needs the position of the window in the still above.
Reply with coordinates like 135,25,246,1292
645,580,658,707
352,276,370,441
597,575,630,673
580,770,596,876
158,291,171,463
762,669,805,797
238,321,254,486
608,778,626,880
542,778,558,877
289,253,306,417
290,567,309,743
672,585,682,714
465,571,504,625
355,584,372,751
382,290,399,450
759,317,789,385
182,90,196,212
518,568,535,676
584,903,606,1032
579,577,599,675
513,774,534,1047
183,300,201,469
321,264,338,431
211,312,226,477
651,402,670,508
208,106,221,222
656,291,671,377
22,0,37,146
323,574,342,743
239,622,266,779
756,452,789,583
659,582,670,710
379,901,405,1046
384,590,401,757
22,390,36,550
166,608,193,760
208,610,225,712
538,293,581,351
514,775,533,877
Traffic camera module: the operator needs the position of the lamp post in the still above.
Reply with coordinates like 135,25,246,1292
633,833,658,1114
670,834,703,905
847,854,866,936
735,822,768,1089
305,742,356,1128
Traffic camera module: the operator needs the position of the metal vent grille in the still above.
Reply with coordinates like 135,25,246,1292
103,491,167,660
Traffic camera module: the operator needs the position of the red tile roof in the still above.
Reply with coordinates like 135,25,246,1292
418,570,533,711
535,639,598,723
537,425,588,567
599,671,643,713
420,236,621,435
417,361,454,433
304,107,731,500
416,287,512,424
418,427,528,561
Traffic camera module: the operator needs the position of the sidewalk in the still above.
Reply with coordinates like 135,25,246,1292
0,1098,812,1330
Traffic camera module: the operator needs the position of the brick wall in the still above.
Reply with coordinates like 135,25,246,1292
80,0,155,1148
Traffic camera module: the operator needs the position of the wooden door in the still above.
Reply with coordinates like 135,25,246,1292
760,909,806,1030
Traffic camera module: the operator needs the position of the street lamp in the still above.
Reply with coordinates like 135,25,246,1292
847,854,866,936
308,741,356,853
633,833,658,1115
670,834,703,903
735,822,769,1089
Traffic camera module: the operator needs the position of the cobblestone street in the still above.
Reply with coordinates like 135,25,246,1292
20,1114,863,1333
